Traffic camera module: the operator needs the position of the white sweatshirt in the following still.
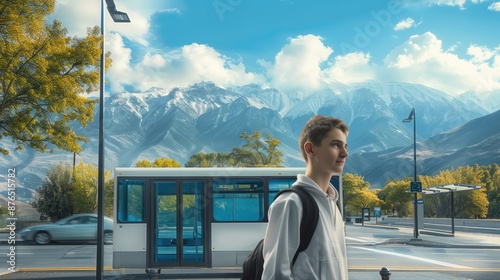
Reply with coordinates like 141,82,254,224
262,174,348,280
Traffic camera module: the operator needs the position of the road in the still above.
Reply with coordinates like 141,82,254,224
1,224,500,279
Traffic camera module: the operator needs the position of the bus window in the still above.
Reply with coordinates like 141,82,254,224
213,179,264,222
268,178,295,205
117,179,145,222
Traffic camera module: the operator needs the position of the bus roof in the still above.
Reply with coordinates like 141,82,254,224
114,167,310,178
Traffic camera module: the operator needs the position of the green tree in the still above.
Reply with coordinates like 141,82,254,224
451,166,488,218
186,131,283,167
382,179,414,217
104,177,114,218
231,131,283,167
487,168,500,218
32,163,74,220
71,161,113,216
420,171,453,217
420,166,489,218
0,0,108,155
185,152,233,167
342,173,382,216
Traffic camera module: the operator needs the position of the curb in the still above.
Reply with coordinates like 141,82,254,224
381,238,500,249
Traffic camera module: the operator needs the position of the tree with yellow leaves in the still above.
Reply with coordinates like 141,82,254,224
379,179,414,217
420,166,489,218
0,1,109,155
71,161,114,217
186,131,283,167
135,157,181,167
342,173,383,216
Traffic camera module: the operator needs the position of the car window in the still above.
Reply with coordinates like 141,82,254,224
87,216,98,224
68,217,84,225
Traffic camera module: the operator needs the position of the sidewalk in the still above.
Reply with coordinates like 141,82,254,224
0,266,492,280
2,224,499,279
360,222,500,249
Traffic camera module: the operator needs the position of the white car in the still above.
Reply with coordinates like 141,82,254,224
19,213,113,245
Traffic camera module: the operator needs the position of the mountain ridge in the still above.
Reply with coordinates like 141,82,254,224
1,81,498,200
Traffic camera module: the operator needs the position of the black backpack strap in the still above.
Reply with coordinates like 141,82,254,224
274,185,319,266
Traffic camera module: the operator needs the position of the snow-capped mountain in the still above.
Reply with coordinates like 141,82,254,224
2,81,499,200
458,90,500,114
347,109,500,187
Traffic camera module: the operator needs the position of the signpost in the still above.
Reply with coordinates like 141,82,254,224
411,181,422,192
374,206,381,223
362,208,370,225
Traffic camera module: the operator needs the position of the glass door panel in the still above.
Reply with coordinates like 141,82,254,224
152,180,206,266
181,181,205,263
154,181,177,264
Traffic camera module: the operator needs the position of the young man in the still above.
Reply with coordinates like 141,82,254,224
262,115,349,279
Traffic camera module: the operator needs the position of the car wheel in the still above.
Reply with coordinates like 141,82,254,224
34,231,51,245
104,231,113,244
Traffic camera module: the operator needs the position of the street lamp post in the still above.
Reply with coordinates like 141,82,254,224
402,108,420,240
98,1,130,279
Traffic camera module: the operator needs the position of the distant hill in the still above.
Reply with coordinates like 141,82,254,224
0,196,40,220
348,109,500,187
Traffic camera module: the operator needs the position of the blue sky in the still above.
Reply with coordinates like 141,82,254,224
51,0,500,96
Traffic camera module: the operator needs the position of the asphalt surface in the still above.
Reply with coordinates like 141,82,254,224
1,223,500,280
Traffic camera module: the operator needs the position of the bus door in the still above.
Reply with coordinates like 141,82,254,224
150,180,208,266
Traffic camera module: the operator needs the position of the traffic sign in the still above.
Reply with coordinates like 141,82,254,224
410,181,422,192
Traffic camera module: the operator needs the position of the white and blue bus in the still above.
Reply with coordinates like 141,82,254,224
112,167,342,269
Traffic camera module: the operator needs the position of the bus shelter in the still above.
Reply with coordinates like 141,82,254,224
422,184,482,234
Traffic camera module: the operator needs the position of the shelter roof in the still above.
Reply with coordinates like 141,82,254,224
421,184,482,195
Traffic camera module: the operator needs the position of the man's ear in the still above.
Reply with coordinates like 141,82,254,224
304,142,314,156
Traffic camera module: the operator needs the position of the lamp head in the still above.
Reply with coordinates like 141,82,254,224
402,108,415,122
105,0,131,23
108,9,130,22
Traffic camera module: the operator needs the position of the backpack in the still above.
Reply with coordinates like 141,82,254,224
241,184,319,280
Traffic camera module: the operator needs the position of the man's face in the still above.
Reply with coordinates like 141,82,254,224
310,128,348,174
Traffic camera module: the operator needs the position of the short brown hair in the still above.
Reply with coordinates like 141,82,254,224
298,115,349,161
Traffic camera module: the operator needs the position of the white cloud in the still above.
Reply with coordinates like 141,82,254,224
488,2,500,11
58,1,497,97
264,35,333,92
325,53,376,84
404,0,494,9
105,33,134,93
383,32,500,94
405,0,490,9
105,39,264,93
49,0,175,46
394,18,417,31
104,31,499,96
419,0,466,8
52,1,265,94
467,45,495,63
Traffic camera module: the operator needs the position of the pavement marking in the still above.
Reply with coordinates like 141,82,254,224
17,266,114,271
353,246,473,269
348,265,500,272
346,236,378,245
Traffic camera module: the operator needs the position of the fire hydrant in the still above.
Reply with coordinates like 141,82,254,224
379,267,391,280
145,268,161,280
